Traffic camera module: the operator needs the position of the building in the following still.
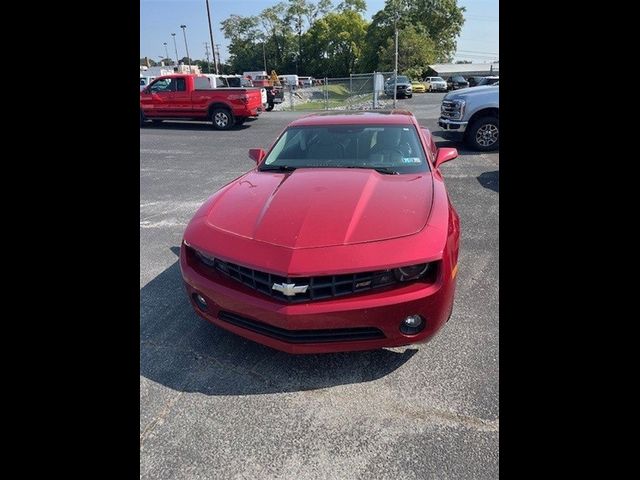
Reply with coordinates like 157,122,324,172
426,62,499,78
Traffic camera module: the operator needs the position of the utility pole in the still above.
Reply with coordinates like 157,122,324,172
215,44,222,73
205,0,219,74
204,42,211,73
262,42,267,72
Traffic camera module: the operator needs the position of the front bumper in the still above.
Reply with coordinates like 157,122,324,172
180,245,456,354
438,117,468,132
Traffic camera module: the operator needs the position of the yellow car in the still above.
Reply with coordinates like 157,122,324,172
411,80,427,93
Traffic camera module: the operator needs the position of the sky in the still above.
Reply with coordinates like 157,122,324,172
140,0,498,66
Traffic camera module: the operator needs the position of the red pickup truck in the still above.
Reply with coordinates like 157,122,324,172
140,74,263,130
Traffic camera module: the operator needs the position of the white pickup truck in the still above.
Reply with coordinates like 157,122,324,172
438,85,499,151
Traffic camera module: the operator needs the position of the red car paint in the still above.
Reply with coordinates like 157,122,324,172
180,111,460,353
140,74,262,126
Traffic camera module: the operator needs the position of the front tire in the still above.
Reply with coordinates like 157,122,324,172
265,103,274,112
211,108,233,130
465,116,499,151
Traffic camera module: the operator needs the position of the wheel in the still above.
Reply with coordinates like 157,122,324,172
428,86,432,92
465,116,499,151
211,108,233,130
407,94,413,98
265,103,274,112
151,119,163,125
140,111,144,127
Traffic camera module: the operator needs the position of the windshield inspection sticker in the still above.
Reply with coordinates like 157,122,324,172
402,157,422,164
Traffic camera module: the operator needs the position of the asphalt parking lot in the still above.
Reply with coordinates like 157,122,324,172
140,92,499,479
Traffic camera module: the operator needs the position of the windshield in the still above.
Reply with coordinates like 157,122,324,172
259,125,429,174
431,77,444,82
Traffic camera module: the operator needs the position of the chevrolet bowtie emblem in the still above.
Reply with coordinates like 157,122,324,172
272,282,309,296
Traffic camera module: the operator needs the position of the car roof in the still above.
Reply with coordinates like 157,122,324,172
289,110,416,127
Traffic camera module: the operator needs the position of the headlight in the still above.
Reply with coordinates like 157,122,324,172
394,263,431,282
193,247,216,267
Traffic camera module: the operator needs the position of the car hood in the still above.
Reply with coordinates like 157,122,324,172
203,168,433,249
445,85,498,100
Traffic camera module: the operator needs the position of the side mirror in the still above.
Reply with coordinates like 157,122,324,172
435,147,458,169
248,148,266,164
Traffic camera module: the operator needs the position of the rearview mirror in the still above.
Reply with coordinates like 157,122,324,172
249,148,266,164
435,147,458,169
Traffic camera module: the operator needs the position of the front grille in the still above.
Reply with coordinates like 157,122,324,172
213,258,398,303
186,246,399,303
441,100,461,119
218,311,385,343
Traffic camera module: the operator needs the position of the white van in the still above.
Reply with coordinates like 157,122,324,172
278,75,299,88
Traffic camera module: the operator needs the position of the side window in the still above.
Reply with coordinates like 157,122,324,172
175,78,186,92
215,77,227,88
150,78,172,93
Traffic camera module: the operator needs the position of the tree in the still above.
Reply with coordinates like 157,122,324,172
361,0,465,72
140,57,157,67
159,58,174,66
287,0,310,74
377,24,436,78
336,0,366,13
303,9,368,76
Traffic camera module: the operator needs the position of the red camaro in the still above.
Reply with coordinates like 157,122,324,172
180,111,460,353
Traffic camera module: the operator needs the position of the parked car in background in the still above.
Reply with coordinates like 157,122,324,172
446,75,469,90
438,85,499,151
424,76,447,92
242,71,284,111
477,76,499,86
411,80,426,93
467,76,486,87
384,76,413,98
180,110,460,354
140,74,263,130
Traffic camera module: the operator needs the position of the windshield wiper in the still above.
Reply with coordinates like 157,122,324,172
340,166,399,175
259,165,297,172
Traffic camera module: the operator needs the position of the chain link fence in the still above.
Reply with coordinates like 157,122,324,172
274,72,397,112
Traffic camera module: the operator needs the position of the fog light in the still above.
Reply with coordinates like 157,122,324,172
193,293,208,311
400,314,425,335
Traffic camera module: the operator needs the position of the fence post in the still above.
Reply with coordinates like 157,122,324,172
373,72,377,109
289,84,294,111
324,77,328,110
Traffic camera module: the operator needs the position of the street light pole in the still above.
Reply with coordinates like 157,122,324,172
205,0,219,75
171,33,179,67
163,42,169,64
180,25,191,73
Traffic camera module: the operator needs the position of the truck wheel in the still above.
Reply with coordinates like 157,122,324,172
266,103,274,112
211,108,233,130
140,111,145,127
466,116,499,151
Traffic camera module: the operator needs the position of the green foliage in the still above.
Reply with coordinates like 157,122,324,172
217,0,466,76
377,24,436,77
303,10,368,76
361,0,465,71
